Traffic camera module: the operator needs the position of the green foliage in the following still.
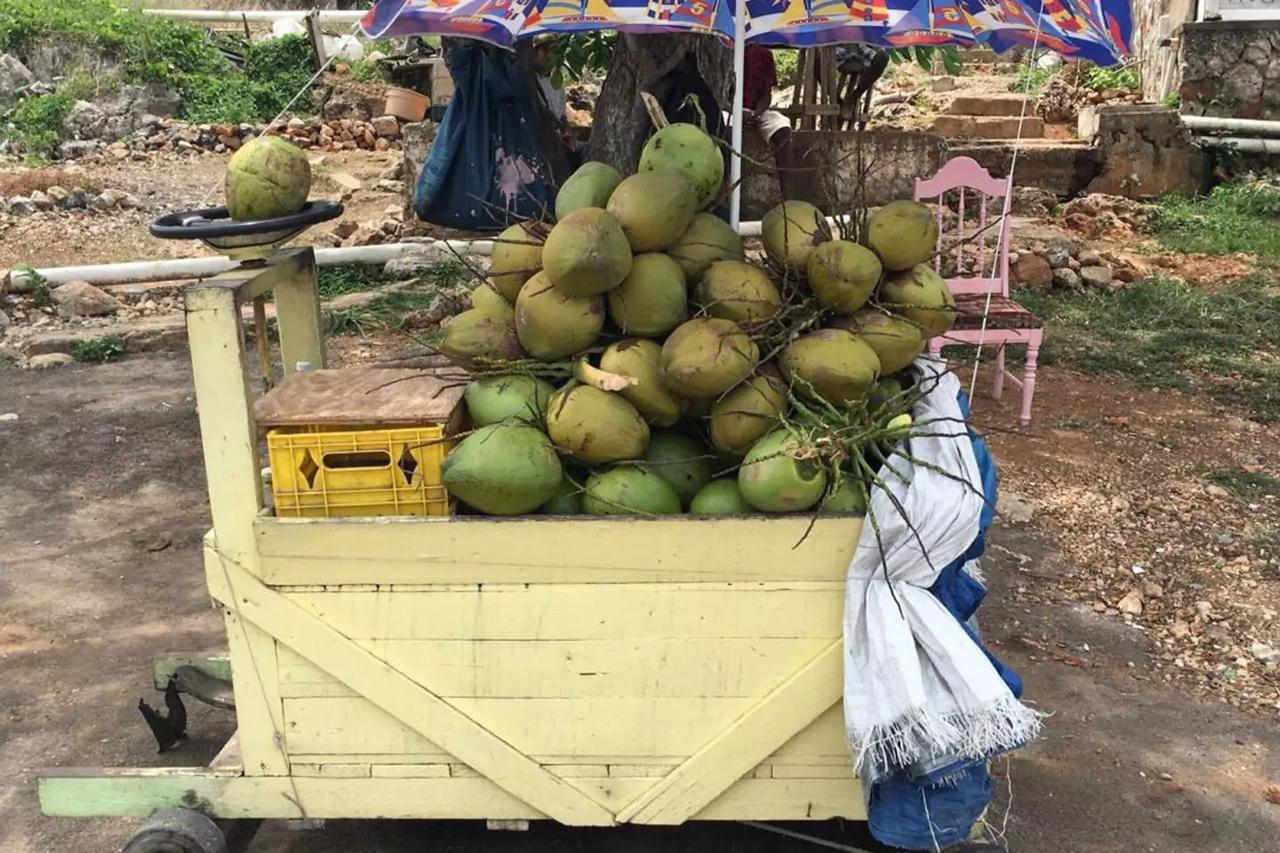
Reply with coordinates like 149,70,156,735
886,46,963,76
17,264,52,308
1016,275,1280,421
349,58,388,83
1009,66,1055,93
316,264,386,298
1083,65,1140,93
1205,468,1280,499
1159,93,1180,109
3,92,72,161
71,335,126,364
1152,183,1280,260
775,49,800,87
547,32,616,89
182,34,315,125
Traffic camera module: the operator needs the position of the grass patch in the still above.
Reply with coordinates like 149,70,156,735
70,335,125,363
1205,468,1280,499
1151,183,1280,261
325,291,442,337
0,168,98,196
1016,275,1280,421
316,264,387,299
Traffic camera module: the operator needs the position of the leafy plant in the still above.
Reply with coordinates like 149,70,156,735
184,34,315,124
1159,93,1180,109
1083,65,1140,93
547,31,616,89
886,46,963,77
775,49,800,87
1009,66,1055,93
17,264,52,308
71,335,125,363
2,92,73,161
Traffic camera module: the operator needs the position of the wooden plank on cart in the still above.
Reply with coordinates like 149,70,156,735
615,640,842,825
205,553,616,826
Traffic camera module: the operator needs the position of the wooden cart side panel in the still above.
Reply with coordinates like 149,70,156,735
205,557,616,826
253,516,860,585
39,772,866,821
221,606,289,776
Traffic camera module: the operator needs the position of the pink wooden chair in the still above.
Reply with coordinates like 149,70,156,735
913,156,1044,426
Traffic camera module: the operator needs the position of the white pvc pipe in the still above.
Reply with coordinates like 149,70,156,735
729,0,746,230
3,241,494,291
142,9,366,24
1195,135,1280,154
1183,115,1280,136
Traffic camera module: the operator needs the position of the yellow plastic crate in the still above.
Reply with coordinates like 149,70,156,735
267,425,453,518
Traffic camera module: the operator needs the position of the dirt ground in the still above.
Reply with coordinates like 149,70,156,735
2,354,1277,852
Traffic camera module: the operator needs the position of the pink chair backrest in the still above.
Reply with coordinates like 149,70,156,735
913,156,1014,298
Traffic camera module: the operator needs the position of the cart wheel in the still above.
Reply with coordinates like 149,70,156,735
121,808,228,853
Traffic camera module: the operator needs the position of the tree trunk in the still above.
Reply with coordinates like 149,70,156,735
588,34,734,175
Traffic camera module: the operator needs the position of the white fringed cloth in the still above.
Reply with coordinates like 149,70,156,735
843,363,1041,783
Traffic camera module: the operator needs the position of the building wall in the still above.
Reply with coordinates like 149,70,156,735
1132,0,1197,103
1180,20,1280,118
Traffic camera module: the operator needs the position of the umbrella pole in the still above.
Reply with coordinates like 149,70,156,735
729,0,746,229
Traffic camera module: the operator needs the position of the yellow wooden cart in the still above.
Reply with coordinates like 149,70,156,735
37,240,868,852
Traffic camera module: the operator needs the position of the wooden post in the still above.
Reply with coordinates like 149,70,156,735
270,247,326,375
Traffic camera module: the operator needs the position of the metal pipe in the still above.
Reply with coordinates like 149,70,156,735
1183,115,1280,136
1195,135,1280,154
142,9,366,24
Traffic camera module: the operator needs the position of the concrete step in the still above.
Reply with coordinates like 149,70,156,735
947,95,1030,117
930,115,1045,140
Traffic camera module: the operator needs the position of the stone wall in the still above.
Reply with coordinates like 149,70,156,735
1131,0,1196,103
1180,20,1280,119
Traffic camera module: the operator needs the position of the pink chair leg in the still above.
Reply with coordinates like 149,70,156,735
928,338,944,360
992,347,1006,401
1020,338,1040,426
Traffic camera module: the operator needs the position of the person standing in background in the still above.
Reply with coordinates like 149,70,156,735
741,44,799,199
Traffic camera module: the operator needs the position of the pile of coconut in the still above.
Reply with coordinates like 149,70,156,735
440,123,957,517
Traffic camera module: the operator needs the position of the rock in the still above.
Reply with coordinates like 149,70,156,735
0,412,16,421
119,194,143,210
997,491,1035,524
1116,589,1144,616
1077,250,1103,266
0,53,34,109
327,171,363,193
1142,580,1164,599
29,190,53,211
379,160,406,181
1044,246,1071,269
383,245,453,278
63,188,88,209
57,140,101,159
51,281,123,317
287,116,306,130
371,115,401,139
7,196,36,215
1053,267,1082,289
1250,643,1279,665
27,353,74,369
0,310,9,329
1010,186,1058,217
45,185,70,206
331,220,359,240
1067,258,1082,271
1169,620,1191,639
931,76,958,93
345,226,384,247
66,100,107,140
90,188,130,210
374,179,405,194
1011,253,1052,290
1080,265,1113,288
320,87,374,122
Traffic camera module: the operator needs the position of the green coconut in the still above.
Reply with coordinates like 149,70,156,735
463,374,555,427
583,467,682,516
866,200,939,271
541,207,633,296
661,317,759,398
668,213,744,281
694,261,781,326
606,252,688,337
471,283,514,319
709,368,788,456
540,475,584,515
514,272,605,360
440,308,524,363
822,478,867,514
488,221,546,301
780,329,881,405
638,122,725,210
224,135,310,221
690,479,753,514
761,200,827,270
738,430,828,513
878,264,957,338
606,171,698,253
807,240,882,315
640,430,714,509
441,422,562,515
556,161,623,221
599,338,686,427
545,383,650,464
841,309,927,374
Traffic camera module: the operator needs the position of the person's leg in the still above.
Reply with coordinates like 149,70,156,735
758,109,797,199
